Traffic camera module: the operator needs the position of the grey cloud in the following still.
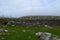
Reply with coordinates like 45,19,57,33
0,0,60,17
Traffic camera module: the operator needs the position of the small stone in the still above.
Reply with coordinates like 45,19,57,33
44,25,48,27
35,32,42,36
52,35,58,40
4,30,8,32
12,25,15,26
23,30,26,32
58,39,60,40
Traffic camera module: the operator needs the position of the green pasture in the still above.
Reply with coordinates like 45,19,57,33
0,25,60,40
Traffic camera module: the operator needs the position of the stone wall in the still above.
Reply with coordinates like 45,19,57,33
0,19,60,26
15,20,60,26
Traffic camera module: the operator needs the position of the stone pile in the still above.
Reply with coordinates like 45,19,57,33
35,32,60,40
0,28,8,33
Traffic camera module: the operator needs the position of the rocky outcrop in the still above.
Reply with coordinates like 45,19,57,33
0,16,60,26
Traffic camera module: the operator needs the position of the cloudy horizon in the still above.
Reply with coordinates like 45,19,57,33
0,0,60,17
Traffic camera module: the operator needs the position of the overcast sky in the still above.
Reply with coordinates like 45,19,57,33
0,0,60,17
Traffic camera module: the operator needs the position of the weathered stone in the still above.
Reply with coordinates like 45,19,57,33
52,35,58,40
0,28,8,33
23,30,26,32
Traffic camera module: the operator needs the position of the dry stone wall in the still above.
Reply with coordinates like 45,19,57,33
0,19,60,26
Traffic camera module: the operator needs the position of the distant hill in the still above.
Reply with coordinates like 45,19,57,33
0,16,60,20
20,16,60,20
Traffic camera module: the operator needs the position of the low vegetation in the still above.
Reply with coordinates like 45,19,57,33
0,16,60,40
0,25,60,40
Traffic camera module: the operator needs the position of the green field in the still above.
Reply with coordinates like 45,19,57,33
0,25,60,40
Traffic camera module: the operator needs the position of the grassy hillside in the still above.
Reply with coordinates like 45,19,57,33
0,16,60,40
0,25,60,40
